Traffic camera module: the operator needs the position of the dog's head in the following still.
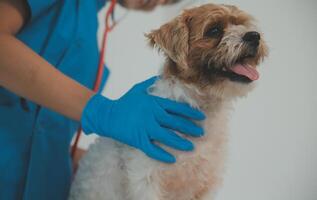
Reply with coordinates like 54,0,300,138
147,4,268,100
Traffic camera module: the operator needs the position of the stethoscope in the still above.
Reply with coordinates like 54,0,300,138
71,0,119,161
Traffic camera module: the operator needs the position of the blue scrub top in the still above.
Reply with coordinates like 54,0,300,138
0,0,108,199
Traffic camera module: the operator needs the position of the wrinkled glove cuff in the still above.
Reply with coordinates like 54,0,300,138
81,93,113,135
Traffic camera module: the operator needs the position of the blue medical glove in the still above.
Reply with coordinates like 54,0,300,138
81,77,205,163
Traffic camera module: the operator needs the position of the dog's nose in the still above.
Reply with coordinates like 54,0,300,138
243,31,260,47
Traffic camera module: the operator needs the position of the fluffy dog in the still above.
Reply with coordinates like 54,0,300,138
69,3,268,200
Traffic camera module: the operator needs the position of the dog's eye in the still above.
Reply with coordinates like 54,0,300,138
205,24,223,38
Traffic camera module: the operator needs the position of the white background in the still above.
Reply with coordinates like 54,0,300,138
78,0,317,199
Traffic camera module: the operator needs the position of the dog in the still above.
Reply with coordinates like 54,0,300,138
69,3,268,200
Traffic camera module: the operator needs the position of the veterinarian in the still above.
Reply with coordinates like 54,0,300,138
0,0,205,199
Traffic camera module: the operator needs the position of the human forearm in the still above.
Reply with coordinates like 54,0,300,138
0,33,94,121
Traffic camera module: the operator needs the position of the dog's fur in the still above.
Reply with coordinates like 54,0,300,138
69,4,268,200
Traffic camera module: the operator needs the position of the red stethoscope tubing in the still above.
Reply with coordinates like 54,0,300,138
71,0,117,159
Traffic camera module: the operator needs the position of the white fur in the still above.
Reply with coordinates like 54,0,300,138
69,77,253,200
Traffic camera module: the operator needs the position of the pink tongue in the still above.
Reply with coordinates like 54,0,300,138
230,64,259,80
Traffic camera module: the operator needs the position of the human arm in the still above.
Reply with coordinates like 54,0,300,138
0,0,94,121
0,0,206,163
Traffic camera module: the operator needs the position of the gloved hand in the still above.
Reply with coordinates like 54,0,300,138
81,77,205,163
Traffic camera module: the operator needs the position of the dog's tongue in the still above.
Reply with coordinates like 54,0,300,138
230,64,259,80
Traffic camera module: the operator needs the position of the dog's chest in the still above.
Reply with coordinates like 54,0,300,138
155,110,228,200
149,79,229,199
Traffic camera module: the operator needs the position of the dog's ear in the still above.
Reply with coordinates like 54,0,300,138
146,14,191,69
